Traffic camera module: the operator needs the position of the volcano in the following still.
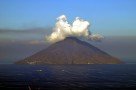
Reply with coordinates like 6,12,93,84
16,37,123,64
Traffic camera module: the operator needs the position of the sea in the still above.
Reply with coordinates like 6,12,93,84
0,64,136,90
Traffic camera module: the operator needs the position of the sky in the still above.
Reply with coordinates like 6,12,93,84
0,0,136,36
0,0,136,63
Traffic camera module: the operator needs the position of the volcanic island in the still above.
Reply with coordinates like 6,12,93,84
16,37,123,64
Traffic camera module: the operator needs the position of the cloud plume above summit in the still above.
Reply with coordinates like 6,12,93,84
46,15,103,43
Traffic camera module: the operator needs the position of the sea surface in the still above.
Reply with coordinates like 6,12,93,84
0,64,136,90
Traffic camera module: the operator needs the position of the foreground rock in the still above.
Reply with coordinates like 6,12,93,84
16,37,123,64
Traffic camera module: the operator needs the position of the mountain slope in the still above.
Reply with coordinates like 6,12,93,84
16,37,123,64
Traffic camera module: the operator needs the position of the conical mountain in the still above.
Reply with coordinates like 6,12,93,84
16,37,123,64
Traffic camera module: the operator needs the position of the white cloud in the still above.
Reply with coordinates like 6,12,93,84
46,15,103,43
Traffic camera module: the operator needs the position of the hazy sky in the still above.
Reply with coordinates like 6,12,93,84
0,0,136,64
0,0,136,36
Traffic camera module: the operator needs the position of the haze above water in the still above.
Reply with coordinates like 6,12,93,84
0,32,136,64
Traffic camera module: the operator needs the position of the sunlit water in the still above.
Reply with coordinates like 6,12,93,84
0,64,136,90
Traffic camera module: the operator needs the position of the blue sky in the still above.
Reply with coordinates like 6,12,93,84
0,0,136,63
0,0,136,36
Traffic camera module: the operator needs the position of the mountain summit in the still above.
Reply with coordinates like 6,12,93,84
16,37,123,64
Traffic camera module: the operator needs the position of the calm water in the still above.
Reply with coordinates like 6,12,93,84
0,64,136,90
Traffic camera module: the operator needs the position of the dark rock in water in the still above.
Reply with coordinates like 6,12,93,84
16,37,123,64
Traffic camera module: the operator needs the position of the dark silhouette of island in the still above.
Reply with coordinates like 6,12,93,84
16,37,123,64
